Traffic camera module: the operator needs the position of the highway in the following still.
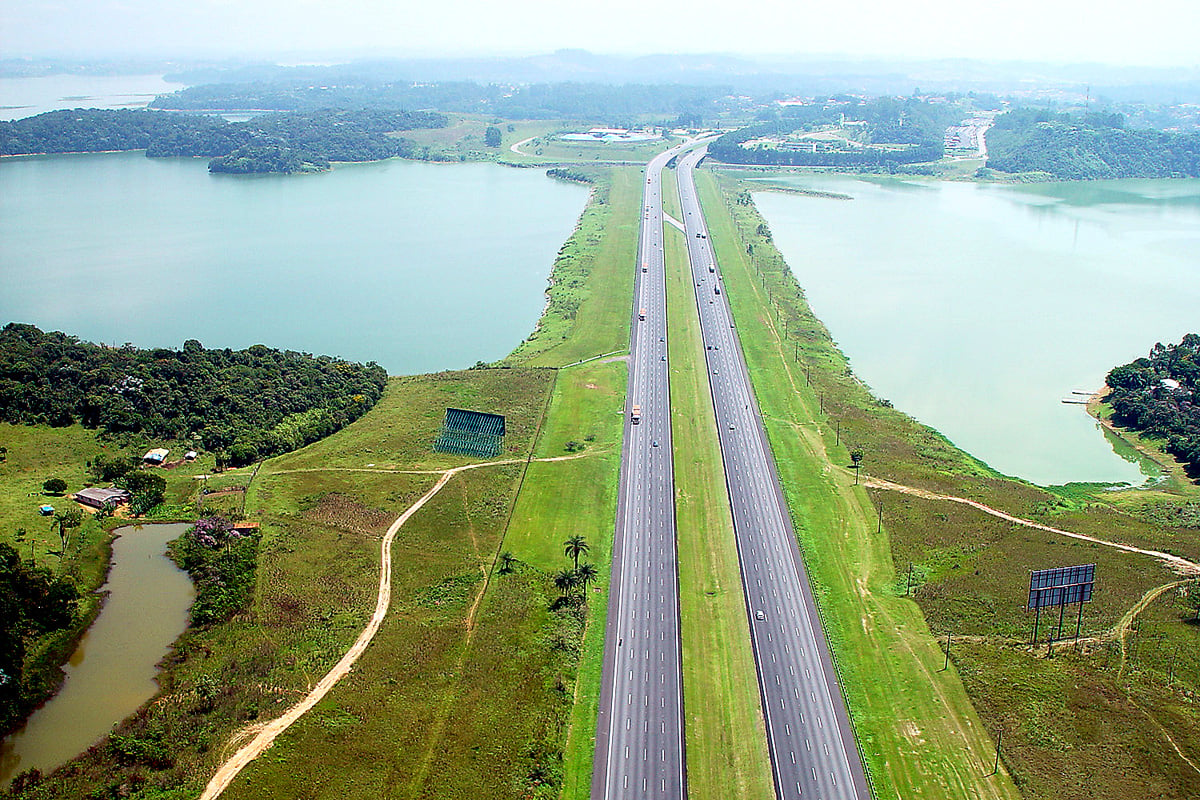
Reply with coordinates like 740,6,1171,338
592,141,693,800
674,147,871,800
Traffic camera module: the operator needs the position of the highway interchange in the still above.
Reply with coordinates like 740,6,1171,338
593,140,868,800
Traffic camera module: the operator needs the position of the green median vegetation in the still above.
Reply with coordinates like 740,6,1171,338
660,172,775,799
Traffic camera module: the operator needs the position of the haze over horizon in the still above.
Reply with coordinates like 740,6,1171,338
3,0,1198,70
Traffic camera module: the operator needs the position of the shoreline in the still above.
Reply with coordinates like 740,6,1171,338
1086,385,1179,482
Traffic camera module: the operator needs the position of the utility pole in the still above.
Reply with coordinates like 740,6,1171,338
877,502,883,535
992,727,1003,776
943,630,952,671
906,562,913,597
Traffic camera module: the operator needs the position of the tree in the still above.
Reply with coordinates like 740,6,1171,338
51,509,83,555
576,562,599,598
42,478,66,495
498,551,516,574
484,126,502,147
849,449,865,484
563,535,590,572
117,470,166,515
553,569,578,600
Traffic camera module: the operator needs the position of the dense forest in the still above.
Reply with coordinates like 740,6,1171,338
987,108,1200,179
0,323,387,466
150,80,726,124
0,108,445,173
0,543,79,735
707,97,954,167
1106,334,1200,476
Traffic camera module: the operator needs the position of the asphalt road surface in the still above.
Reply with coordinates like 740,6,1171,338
674,147,871,800
592,141,694,800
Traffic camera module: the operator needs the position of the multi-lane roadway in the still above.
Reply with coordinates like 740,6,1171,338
674,146,870,800
594,139,868,800
592,142,692,800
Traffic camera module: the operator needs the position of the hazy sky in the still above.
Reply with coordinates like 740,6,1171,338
3,0,1198,67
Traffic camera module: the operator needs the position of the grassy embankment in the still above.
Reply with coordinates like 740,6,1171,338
2,167,641,799
703,168,1200,799
660,173,775,799
692,170,1020,799
502,166,644,800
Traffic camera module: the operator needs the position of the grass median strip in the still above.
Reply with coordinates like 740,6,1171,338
662,170,775,800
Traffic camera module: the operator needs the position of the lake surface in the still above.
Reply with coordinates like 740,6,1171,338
0,523,194,786
751,175,1200,486
0,152,589,373
0,74,185,121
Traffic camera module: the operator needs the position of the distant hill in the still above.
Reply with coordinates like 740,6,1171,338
0,108,445,173
987,109,1200,179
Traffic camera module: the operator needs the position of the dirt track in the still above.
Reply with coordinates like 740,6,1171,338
862,476,1200,577
199,453,590,799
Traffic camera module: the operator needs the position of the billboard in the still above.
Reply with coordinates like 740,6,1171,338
1028,564,1095,610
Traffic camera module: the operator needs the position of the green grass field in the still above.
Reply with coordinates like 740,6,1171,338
7,369,589,799
503,134,677,167
505,168,642,368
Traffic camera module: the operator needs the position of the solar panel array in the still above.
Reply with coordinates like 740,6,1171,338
1028,564,1095,609
434,407,506,458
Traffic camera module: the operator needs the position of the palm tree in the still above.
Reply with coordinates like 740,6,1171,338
553,569,578,599
51,509,82,557
498,551,516,574
576,563,599,598
563,535,590,571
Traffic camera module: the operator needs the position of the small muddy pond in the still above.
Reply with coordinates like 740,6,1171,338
0,523,194,785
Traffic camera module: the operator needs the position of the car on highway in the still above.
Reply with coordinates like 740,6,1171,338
755,609,765,620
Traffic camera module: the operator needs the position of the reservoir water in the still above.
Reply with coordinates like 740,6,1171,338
0,152,589,374
0,523,195,785
751,175,1200,486
0,74,185,121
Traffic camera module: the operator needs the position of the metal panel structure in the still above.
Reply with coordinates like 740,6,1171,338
434,407,506,457
1028,564,1095,609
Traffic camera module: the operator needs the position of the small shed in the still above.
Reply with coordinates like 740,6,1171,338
74,487,132,510
184,450,198,461
39,505,55,516
143,448,170,464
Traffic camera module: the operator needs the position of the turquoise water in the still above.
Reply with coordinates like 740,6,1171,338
752,175,1200,486
0,152,588,374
